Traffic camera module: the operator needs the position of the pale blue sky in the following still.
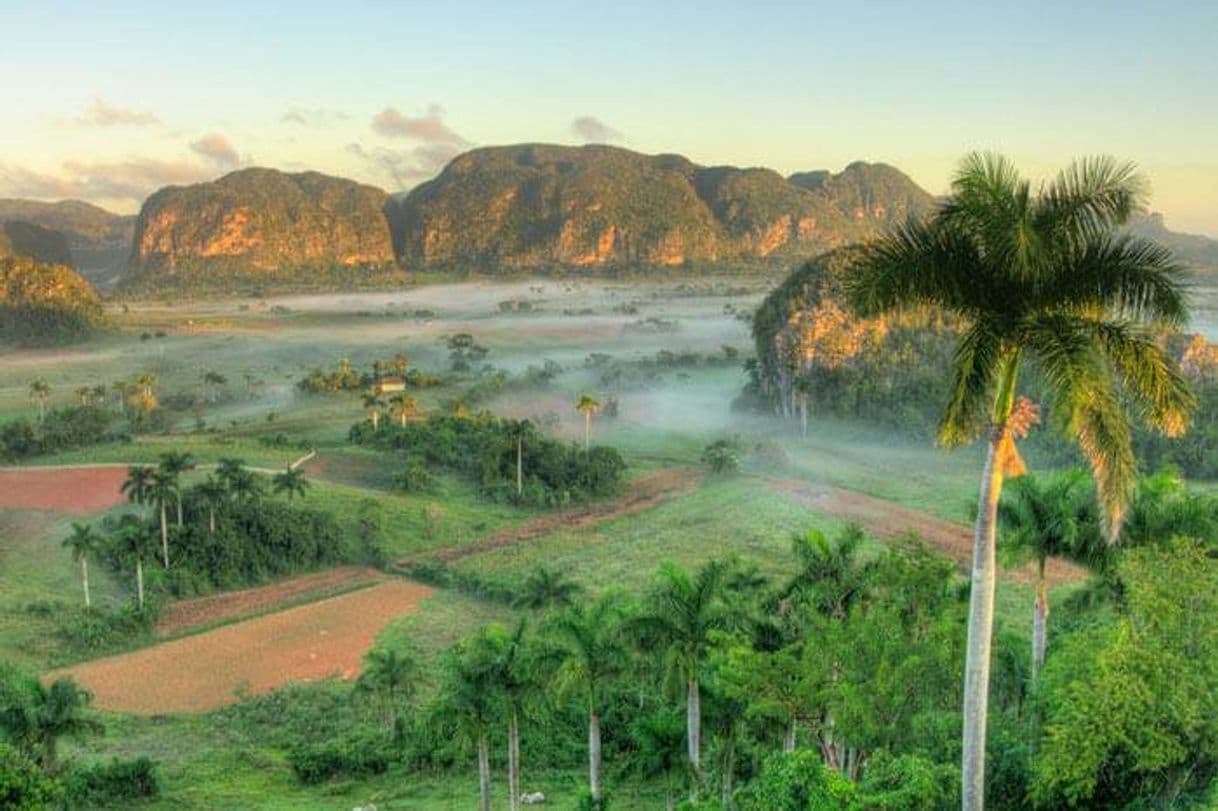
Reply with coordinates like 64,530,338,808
1,0,1215,234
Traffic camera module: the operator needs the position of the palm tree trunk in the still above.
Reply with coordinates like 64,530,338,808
516,436,523,497
477,729,491,811
135,558,145,610
962,427,1005,811
721,728,736,809
584,411,591,451
1032,560,1049,681
160,502,170,568
176,494,183,528
687,675,701,804
784,715,797,753
81,558,91,608
209,505,215,535
799,394,808,439
508,706,521,811
589,709,602,803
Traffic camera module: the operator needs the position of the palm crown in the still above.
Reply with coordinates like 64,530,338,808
847,152,1194,538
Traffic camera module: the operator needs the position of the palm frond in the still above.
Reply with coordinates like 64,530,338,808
1089,321,1195,437
938,319,1006,447
1036,155,1147,242
1023,316,1136,540
845,219,983,318
1048,234,1189,325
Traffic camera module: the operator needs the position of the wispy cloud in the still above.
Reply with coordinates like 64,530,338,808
281,106,349,127
0,158,219,205
371,104,469,146
189,134,240,168
571,115,622,143
346,142,458,188
74,97,160,127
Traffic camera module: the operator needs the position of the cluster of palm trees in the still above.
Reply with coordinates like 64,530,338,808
26,373,162,423
65,455,310,611
845,152,1195,808
362,392,421,430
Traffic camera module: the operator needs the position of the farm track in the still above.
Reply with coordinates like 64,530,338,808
155,565,386,636
396,466,707,567
770,478,1086,586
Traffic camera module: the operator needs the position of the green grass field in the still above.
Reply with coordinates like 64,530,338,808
0,279,1152,808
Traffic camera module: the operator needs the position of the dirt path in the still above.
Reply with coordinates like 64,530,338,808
155,566,386,636
771,479,1084,587
49,579,433,714
398,466,706,567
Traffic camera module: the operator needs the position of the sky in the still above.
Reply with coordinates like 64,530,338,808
1,0,1216,235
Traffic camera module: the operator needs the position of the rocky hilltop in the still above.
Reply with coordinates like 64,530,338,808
0,221,73,266
0,256,104,345
0,199,133,279
124,168,396,289
390,144,937,270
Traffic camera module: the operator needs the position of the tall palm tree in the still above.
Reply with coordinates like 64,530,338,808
120,465,154,518
442,635,500,811
845,153,1194,810
785,525,872,620
158,451,195,527
214,457,246,491
513,564,583,611
362,393,384,430
470,619,537,811
0,676,103,773
27,379,50,424
388,393,419,427
355,647,420,740
547,593,629,805
111,515,152,610
997,472,1088,680
112,378,131,416
62,523,102,608
272,466,310,501
575,394,601,451
148,470,178,568
227,469,264,504
628,560,730,803
196,475,227,535
507,419,534,498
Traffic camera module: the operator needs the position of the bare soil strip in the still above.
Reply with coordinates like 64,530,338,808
0,467,129,513
49,579,433,714
770,479,1084,586
155,565,386,636
398,466,706,567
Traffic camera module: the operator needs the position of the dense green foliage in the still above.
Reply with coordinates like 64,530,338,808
351,414,626,507
0,406,117,462
0,258,105,345
0,742,62,810
63,756,159,806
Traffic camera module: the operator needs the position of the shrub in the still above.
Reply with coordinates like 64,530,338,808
64,756,159,806
288,735,390,784
0,743,62,810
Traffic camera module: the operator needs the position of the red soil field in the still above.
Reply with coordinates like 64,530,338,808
0,466,128,513
156,565,385,636
771,479,1084,586
49,579,433,714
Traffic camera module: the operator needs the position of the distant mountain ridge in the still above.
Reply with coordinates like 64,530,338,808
2,145,1215,291
390,145,937,270
0,199,134,281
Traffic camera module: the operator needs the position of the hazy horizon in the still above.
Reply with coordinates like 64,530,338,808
2,0,1216,236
